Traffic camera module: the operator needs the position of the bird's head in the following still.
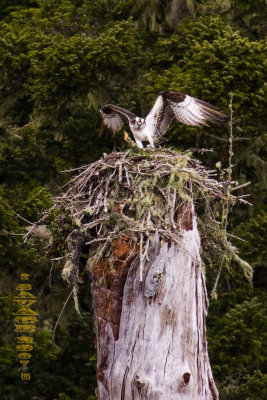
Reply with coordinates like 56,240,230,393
131,117,145,130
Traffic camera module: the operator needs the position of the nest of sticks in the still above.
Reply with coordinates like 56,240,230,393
42,148,252,287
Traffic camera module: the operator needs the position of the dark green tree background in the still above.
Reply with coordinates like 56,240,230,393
0,1,266,399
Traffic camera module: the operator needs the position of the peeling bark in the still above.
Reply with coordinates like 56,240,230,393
89,206,218,400
88,236,139,341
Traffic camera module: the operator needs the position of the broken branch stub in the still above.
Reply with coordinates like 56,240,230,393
45,149,252,399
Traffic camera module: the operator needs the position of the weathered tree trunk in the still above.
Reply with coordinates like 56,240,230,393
167,0,196,27
89,205,218,400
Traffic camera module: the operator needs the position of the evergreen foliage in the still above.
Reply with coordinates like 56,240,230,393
0,0,266,398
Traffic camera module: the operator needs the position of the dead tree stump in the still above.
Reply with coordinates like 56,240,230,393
45,150,251,400
89,208,218,399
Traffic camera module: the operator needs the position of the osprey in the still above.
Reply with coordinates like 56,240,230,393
100,90,227,149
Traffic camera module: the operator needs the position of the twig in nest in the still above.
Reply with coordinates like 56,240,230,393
230,181,251,192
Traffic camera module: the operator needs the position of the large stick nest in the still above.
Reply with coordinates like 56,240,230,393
43,149,251,286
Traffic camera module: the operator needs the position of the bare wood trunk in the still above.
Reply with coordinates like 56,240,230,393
89,205,218,400
167,0,196,27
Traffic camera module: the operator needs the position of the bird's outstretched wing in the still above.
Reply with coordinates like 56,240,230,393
145,94,175,138
146,90,227,140
100,104,136,134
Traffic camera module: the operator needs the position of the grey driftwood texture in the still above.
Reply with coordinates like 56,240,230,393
91,210,218,400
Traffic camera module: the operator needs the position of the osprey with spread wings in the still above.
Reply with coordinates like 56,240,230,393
100,90,227,149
